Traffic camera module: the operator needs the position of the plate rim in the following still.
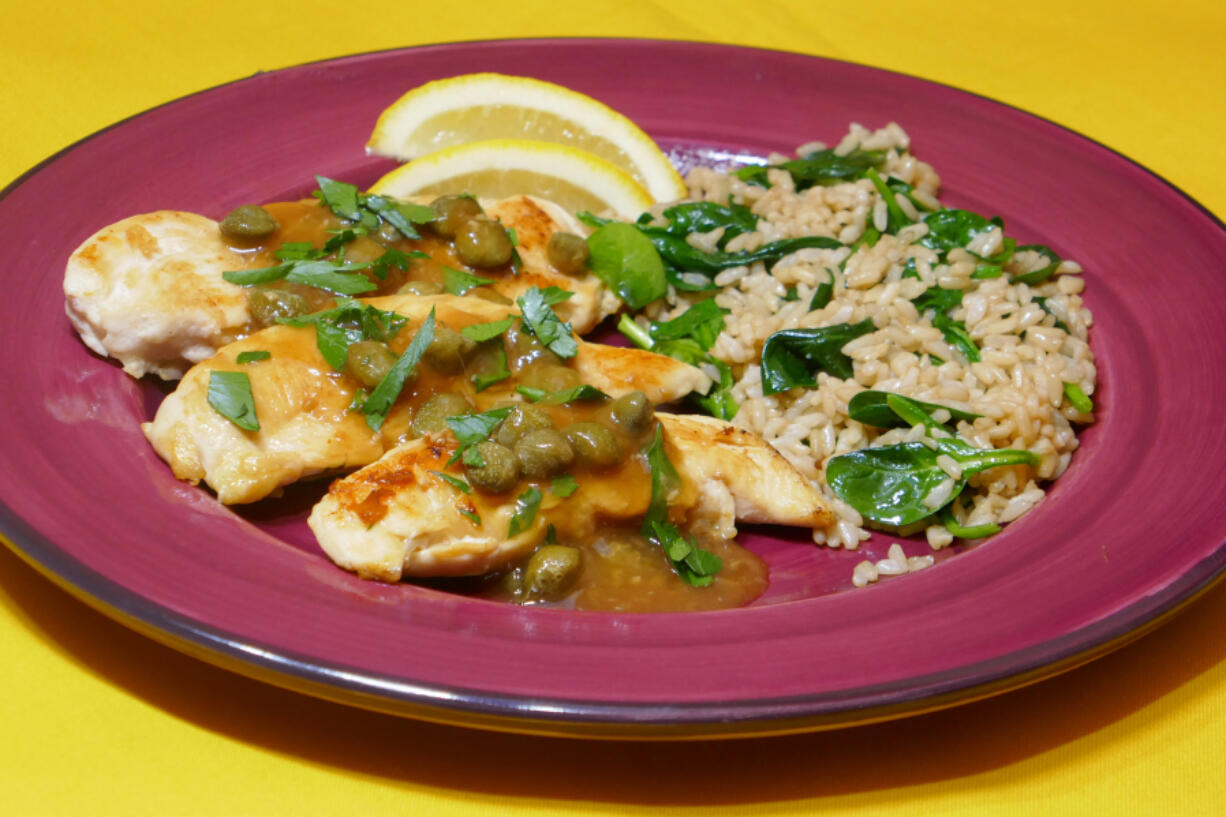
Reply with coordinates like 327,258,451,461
4,37,1226,740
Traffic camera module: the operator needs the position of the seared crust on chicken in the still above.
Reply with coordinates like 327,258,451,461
143,295,711,505
64,211,253,379
64,197,617,382
308,412,832,582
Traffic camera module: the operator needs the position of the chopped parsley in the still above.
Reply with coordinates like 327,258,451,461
207,371,259,431
517,286,578,359
361,308,436,431
507,485,543,537
236,350,270,364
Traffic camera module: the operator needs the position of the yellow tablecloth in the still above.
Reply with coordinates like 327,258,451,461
4,2,1224,813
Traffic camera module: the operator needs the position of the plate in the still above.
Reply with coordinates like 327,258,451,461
3,39,1225,739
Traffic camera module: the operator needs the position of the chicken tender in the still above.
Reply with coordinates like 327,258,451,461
65,195,617,382
308,412,832,582
143,295,711,505
64,211,253,379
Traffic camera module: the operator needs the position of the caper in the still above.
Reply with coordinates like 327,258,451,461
469,287,513,305
423,325,477,373
397,279,445,296
464,440,519,493
523,545,582,600
248,288,309,327
375,220,402,245
493,404,554,447
455,216,514,268
219,204,279,241
564,422,623,468
505,324,561,367
410,392,474,437
514,428,574,479
428,195,484,239
546,231,590,276
346,340,398,389
606,390,654,434
518,362,582,394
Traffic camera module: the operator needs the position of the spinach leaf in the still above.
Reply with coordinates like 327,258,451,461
586,221,669,309
207,371,259,431
734,147,886,190
920,209,1002,256
911,286,962,316
361,308,436,431
759,318,875,394
656,201,758,243
647,298,728,349
865,168,914,234
1063,381,1093,414
1011,244,1062,285
848,391,981,429
618,313,739,421
826,440,1038,526
809,270,835,310
932,314,980,362
939,503,1000,539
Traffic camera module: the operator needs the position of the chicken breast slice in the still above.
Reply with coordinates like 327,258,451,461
308,412,833,582
143,295,711,505
65,196,617,381
64,211,253,379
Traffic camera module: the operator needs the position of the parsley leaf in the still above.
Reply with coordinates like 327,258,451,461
445,406,515,465
277,299,407,371
236,350,270,364
207,371,259,431
460,318,513,342
640,425,721,586
508,485,543,537
551,474,579,498
285,260,377,295
430,470,473,494
442,266,497,296
459,509,483,527
471,343,510,392
517,286,578,359
536,384,609,404
362,308,436,431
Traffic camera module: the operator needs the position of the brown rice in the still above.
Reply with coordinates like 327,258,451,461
635,123,1095,551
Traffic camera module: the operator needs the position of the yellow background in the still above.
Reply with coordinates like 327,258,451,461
3,1,1224,813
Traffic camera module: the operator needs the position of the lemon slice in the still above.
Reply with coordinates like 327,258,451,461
367,73,687,203
368,139,656,219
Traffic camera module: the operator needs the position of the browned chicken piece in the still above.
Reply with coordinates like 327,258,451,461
63,212,252,379
142,295,711,505
308,412,833,582
64,196,617,381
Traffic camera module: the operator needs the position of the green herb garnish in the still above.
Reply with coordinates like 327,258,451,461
517,286,578,358
361,308,436,431
235,350,270,364
508,485,543,537
207,371,259,431
551,474,579,498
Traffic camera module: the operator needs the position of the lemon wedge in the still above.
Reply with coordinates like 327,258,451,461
367,73,687,203
368,139,656,219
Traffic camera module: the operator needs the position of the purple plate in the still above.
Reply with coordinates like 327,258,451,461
3,39,1225,739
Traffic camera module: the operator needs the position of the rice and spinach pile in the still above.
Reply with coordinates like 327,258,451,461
587,123,1095,579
